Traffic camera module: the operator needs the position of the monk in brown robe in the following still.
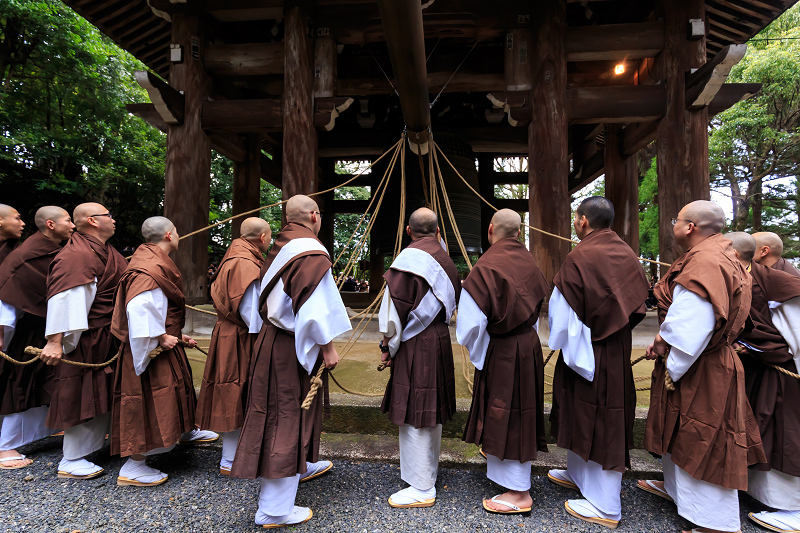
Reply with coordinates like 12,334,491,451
40,203,127,480
0,204,24,265
378,207,459,509
546,197,649,529
0,207,73,469
726,232,800,533
231,195,351,528
753,231,800,278
457,209,548,515
196,217,270,475
639,200,765,533
109,216,210,487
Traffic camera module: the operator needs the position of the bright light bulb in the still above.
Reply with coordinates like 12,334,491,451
614,63,626,75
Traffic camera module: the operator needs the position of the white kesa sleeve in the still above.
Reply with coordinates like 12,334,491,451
45,279,98,354
456,288,490,370
660,284,715,382
378,287,403,357
770,296,800,373
0,300,21,347
294,269,352,374
402,289,443,343
548,286,595,381
238,279,263,334
126,288,168,376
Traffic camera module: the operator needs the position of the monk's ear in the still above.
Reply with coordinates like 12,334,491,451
406,226,412,237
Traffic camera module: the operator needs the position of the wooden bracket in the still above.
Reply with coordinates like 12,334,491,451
314,97,354,131
134,70,184,124
686,44,748,109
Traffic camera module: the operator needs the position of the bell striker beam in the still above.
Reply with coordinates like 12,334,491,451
165,12,212,304
529,0,571,287
376,0,431,148
282,1,318,200
605,124,640,253
657,0,710,272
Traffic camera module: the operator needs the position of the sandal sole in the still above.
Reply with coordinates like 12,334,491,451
565,501,619,529
300,462,333,483
748,512,800,533
482,499,532,516
57,469,104,480
388,497,435,508
117,476,168,487
548,472,579,491
262,509,313,528
636,480,674,503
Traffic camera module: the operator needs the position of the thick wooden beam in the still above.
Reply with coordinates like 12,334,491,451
657,0,710,272
261,153,282,188
126,103,168,132
495,198,529,212
566,22,665,62
529,0,571,288
314,36,338,98
567,86,666,123
208,132,247,163
376,0,431,147
232,134,263,238
204,43,284,77
282,3,317,199
605,124,639,253
621,121,659,157
165,12,212,304
205,0,282,21
568,149,605,194
332,199,371,213
708,82,762,115
202,99,282,131
135,70,184,124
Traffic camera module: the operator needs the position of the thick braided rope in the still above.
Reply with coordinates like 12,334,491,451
301,365,326,410
739,348,800,379
0,344,123,369
148,340,208,359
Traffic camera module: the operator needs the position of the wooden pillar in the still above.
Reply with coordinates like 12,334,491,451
529,0,570,287
317,158,335,252
165,12,211,304
232,134,262,238
605,124,640,253
657,0,709,272
282,2,318,200
477,155,494,254
314,36,337,98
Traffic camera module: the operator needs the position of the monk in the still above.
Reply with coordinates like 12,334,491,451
753,231,800,278
0,207,73,469
726,232,800,533
378,207,459,509
109,216,216,486
196,217,271,475
0,204,25,264
231,195,351,528
547,196,649,529
457,209,548,515
40,203,127,479
639,200,765,533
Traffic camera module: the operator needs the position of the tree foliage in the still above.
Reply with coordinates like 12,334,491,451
709,4,800,253
0,0,166,246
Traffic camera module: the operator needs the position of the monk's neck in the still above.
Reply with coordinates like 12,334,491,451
78,229,108,245
762,256,779,268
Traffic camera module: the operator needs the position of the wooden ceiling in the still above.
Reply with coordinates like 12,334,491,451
64,0,797,83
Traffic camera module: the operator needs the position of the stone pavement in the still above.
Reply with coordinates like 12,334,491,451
2,435,774,533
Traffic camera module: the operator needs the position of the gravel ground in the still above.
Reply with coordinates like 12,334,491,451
2,436,773,533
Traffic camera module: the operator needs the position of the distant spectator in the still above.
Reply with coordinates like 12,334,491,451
341,276,357,292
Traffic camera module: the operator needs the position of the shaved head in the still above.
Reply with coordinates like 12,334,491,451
682,200,726,236
491,209,521,240
724,232,756,263
753,232,783,258
285,195,319,224
0,204,17,218
141,216,175,243
35,206,69,232
408,208,438,237
240,217,271,240
73,202,105,230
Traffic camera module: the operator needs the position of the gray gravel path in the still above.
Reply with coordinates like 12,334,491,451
2,436,773,532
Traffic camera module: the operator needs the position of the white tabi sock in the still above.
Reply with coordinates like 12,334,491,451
180,428,218,442
548,469,575,485
389,486,436,505
58,457,103,477
301,460,332,480
255,506,312,527
568,499,619,521
751,510,800,531
119,457,167,484
220,429,240,470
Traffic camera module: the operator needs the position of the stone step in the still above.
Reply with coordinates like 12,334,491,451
322,393,651,449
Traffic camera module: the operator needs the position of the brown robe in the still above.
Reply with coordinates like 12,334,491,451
231,223,333,480
550,229,650,472
0,238,19,266
772,257,800,278
110,243,196,457
461,238,549,462
196,238,264,433
381,236,460,429
738,261,800,477
45,232,126,430
0,232,61,414
644,234,765,490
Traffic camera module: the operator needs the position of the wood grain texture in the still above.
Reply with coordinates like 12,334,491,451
528,0,571,289
165,12,212,304
605,124,640,254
